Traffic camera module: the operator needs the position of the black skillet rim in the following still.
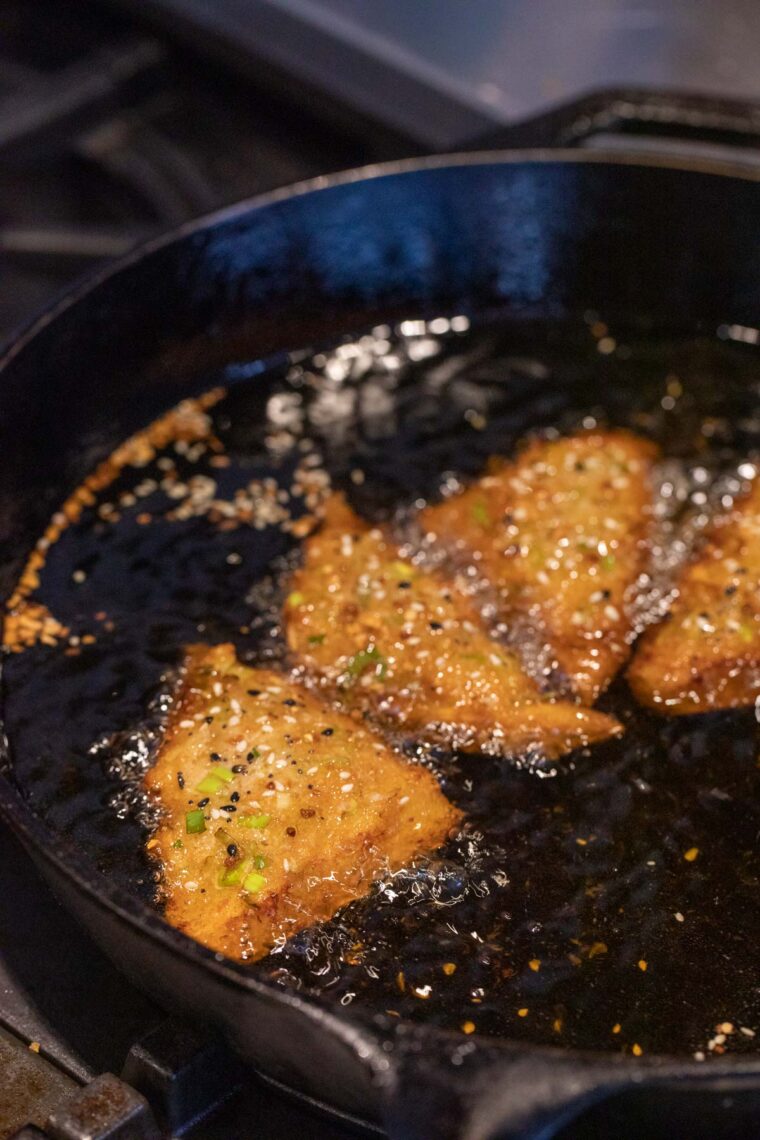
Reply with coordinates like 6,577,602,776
2,147,760,1077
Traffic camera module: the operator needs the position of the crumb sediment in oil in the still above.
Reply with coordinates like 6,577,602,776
2,312,760,1059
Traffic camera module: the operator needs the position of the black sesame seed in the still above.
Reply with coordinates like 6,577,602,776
247,689,261,697
321,727,334,736
429,621,443,631
197,797,210,808
210,752,221,761
226,844,238,857
230,791,240,803
177,771,185,789
282,698,297,707
398,581,411,589
232,764,247,774
220,804,237,813
286,826,296,837
205,716,214,724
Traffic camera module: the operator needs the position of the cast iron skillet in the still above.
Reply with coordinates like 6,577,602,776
3,92,760,1138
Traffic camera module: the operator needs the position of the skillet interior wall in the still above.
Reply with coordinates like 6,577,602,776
1,156,759,601
0,156,758,1115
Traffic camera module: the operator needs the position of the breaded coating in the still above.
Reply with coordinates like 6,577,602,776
284,495,621,759
420,431,658,702
145,644,459,961
628,477,760,714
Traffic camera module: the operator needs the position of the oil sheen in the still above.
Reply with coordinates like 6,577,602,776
3,314,759,1060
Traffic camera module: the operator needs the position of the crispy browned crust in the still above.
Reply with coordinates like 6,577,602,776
146,644,459,961
420,431,658,702
628,478,760,714
284,495,622,759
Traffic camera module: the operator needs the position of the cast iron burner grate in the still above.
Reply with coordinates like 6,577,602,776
0,0,363,344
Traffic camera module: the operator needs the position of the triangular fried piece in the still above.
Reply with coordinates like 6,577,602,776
284,495,621,759
420,431,658,702
628,477,760,713
146,644,459,961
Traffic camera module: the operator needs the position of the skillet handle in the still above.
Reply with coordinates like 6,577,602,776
469,87,760,154
381,1036,629,1140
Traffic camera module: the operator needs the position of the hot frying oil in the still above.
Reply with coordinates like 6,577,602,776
3,314,760,1058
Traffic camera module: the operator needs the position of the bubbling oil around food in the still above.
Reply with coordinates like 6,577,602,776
3,312,760,1060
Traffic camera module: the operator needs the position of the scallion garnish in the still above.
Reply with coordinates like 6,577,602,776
388,560,415,580
210,765,235,782
345,646,387,679
238,813,270,829
196,774,225,795
219,864,245,887
185,809,206,834
471,501,490,527
242,872,267,894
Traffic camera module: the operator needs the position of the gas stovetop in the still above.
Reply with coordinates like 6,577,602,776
2,4,758,1139
0,2,371,1135
0,0,369,346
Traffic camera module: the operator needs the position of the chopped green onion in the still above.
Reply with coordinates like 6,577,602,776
601,554,617,570
388,560,415,580
196,774,225,795
242,872,267,894
171,838,184,850
739,622,754,644
470,501,490,527
308,633,326,645
210,765,235,782
219,864,245,887
238,813,270,829
346,646,387,679
185,809,206,834
287,590,305,607
252,854,267,870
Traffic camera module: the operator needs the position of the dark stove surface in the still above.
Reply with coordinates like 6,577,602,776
0,0,365,344
0,2,372,1135
2,4,756,1139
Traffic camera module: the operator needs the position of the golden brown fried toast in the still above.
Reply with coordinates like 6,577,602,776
284,495,621,758
628,477,760,714
145,644,459,961
420,431,658,702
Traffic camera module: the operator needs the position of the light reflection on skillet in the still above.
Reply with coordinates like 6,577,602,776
3,314,760,1060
